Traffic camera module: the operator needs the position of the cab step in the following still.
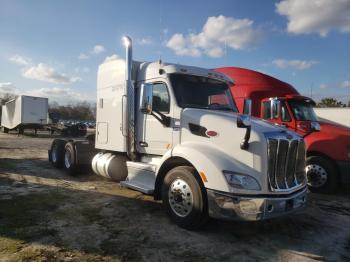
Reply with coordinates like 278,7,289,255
120,161,156,195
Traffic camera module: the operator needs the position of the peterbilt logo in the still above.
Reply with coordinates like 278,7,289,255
286,133,293,140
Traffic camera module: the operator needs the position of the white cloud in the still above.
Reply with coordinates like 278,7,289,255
92,45,105,54
166,15,262,57
27,87,92,101
320,83,328,89
23,63,81,84
103,54,121,63
0,82,18,94
341,80,350,88
137,37,153,45
75,67,90,73
272,59,318,70
276,0,350,36
9,55,31,66
78,53,89,60
167,33,201,57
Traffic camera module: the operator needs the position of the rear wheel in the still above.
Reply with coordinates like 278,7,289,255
162,166,208,230
64,142,79,175
50,139,66,168
306,155,338,194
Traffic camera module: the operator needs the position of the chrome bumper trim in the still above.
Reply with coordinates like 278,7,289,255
207,187,307,221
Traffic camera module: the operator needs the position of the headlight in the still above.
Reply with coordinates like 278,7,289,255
223,171,261,191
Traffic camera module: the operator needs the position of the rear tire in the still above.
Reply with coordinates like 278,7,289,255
63,142,79,175
50,139,66,168
162,166,208,230
306,155,338,194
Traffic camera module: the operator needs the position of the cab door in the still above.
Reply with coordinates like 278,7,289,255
137,81,173,155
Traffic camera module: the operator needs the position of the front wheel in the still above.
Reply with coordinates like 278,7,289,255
162,166,208,230
306,156,338,194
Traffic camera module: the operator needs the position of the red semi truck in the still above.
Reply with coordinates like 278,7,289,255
216,67,350,193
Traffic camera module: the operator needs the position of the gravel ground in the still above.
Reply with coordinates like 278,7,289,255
0,131,350,262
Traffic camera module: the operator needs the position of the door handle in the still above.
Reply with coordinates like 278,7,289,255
139,141,148,147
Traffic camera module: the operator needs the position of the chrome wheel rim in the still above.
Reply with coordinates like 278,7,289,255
52,144,58,163
64,150,72,169
306,164,328,188
168,178,193,217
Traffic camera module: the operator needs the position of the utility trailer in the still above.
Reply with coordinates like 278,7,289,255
49,36,308,229
1,95,48,133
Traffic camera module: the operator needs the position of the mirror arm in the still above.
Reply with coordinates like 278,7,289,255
240,126,251,150
151,110,171,127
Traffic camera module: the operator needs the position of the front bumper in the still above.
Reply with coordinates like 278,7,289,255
337,160,350,184
207,187,307,221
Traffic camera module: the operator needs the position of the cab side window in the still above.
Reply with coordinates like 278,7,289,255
152,83,170,113
263,101,271,119
281,102,291,122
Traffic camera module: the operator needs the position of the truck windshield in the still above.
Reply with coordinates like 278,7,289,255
170,74,238,112
288,100,318,121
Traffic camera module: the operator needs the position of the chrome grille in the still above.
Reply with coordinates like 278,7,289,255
267,137,306,191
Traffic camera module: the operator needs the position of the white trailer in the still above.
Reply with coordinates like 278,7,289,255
1,95,48,132
48,36,308,229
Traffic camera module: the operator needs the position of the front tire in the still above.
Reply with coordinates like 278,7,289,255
162,166,208,230
306,156,338,194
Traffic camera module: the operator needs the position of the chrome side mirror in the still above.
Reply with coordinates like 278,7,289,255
270,98,281,119
311,121,321,132
243,99,252,116
237,114,251,150
237,114,251,128
140,83,153,114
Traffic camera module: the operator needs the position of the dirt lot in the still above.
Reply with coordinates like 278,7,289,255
0,132,350,262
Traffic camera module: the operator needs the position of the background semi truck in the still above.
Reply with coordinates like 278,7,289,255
216,67,350,193
1,95,48,133
48,37,307,229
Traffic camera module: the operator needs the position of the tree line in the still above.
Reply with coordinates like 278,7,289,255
49,101,96,121
316,98,350,108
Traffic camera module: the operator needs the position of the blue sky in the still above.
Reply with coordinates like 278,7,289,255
0,0,350,104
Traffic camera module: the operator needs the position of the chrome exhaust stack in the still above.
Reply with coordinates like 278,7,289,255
122,36,137,160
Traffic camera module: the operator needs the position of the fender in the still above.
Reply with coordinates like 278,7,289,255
155,141,259,195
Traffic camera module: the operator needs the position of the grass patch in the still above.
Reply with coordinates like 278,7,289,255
80,206,103,224
0,237,26,254
0,159,17,169
0,191,67,239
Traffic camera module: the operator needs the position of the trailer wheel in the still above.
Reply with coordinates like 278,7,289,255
63,142,79,175
3,127,9,133
162,166,208,230
50,139,66,168
306,155,338,194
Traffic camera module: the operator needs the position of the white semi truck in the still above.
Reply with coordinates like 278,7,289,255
49,36,307,229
